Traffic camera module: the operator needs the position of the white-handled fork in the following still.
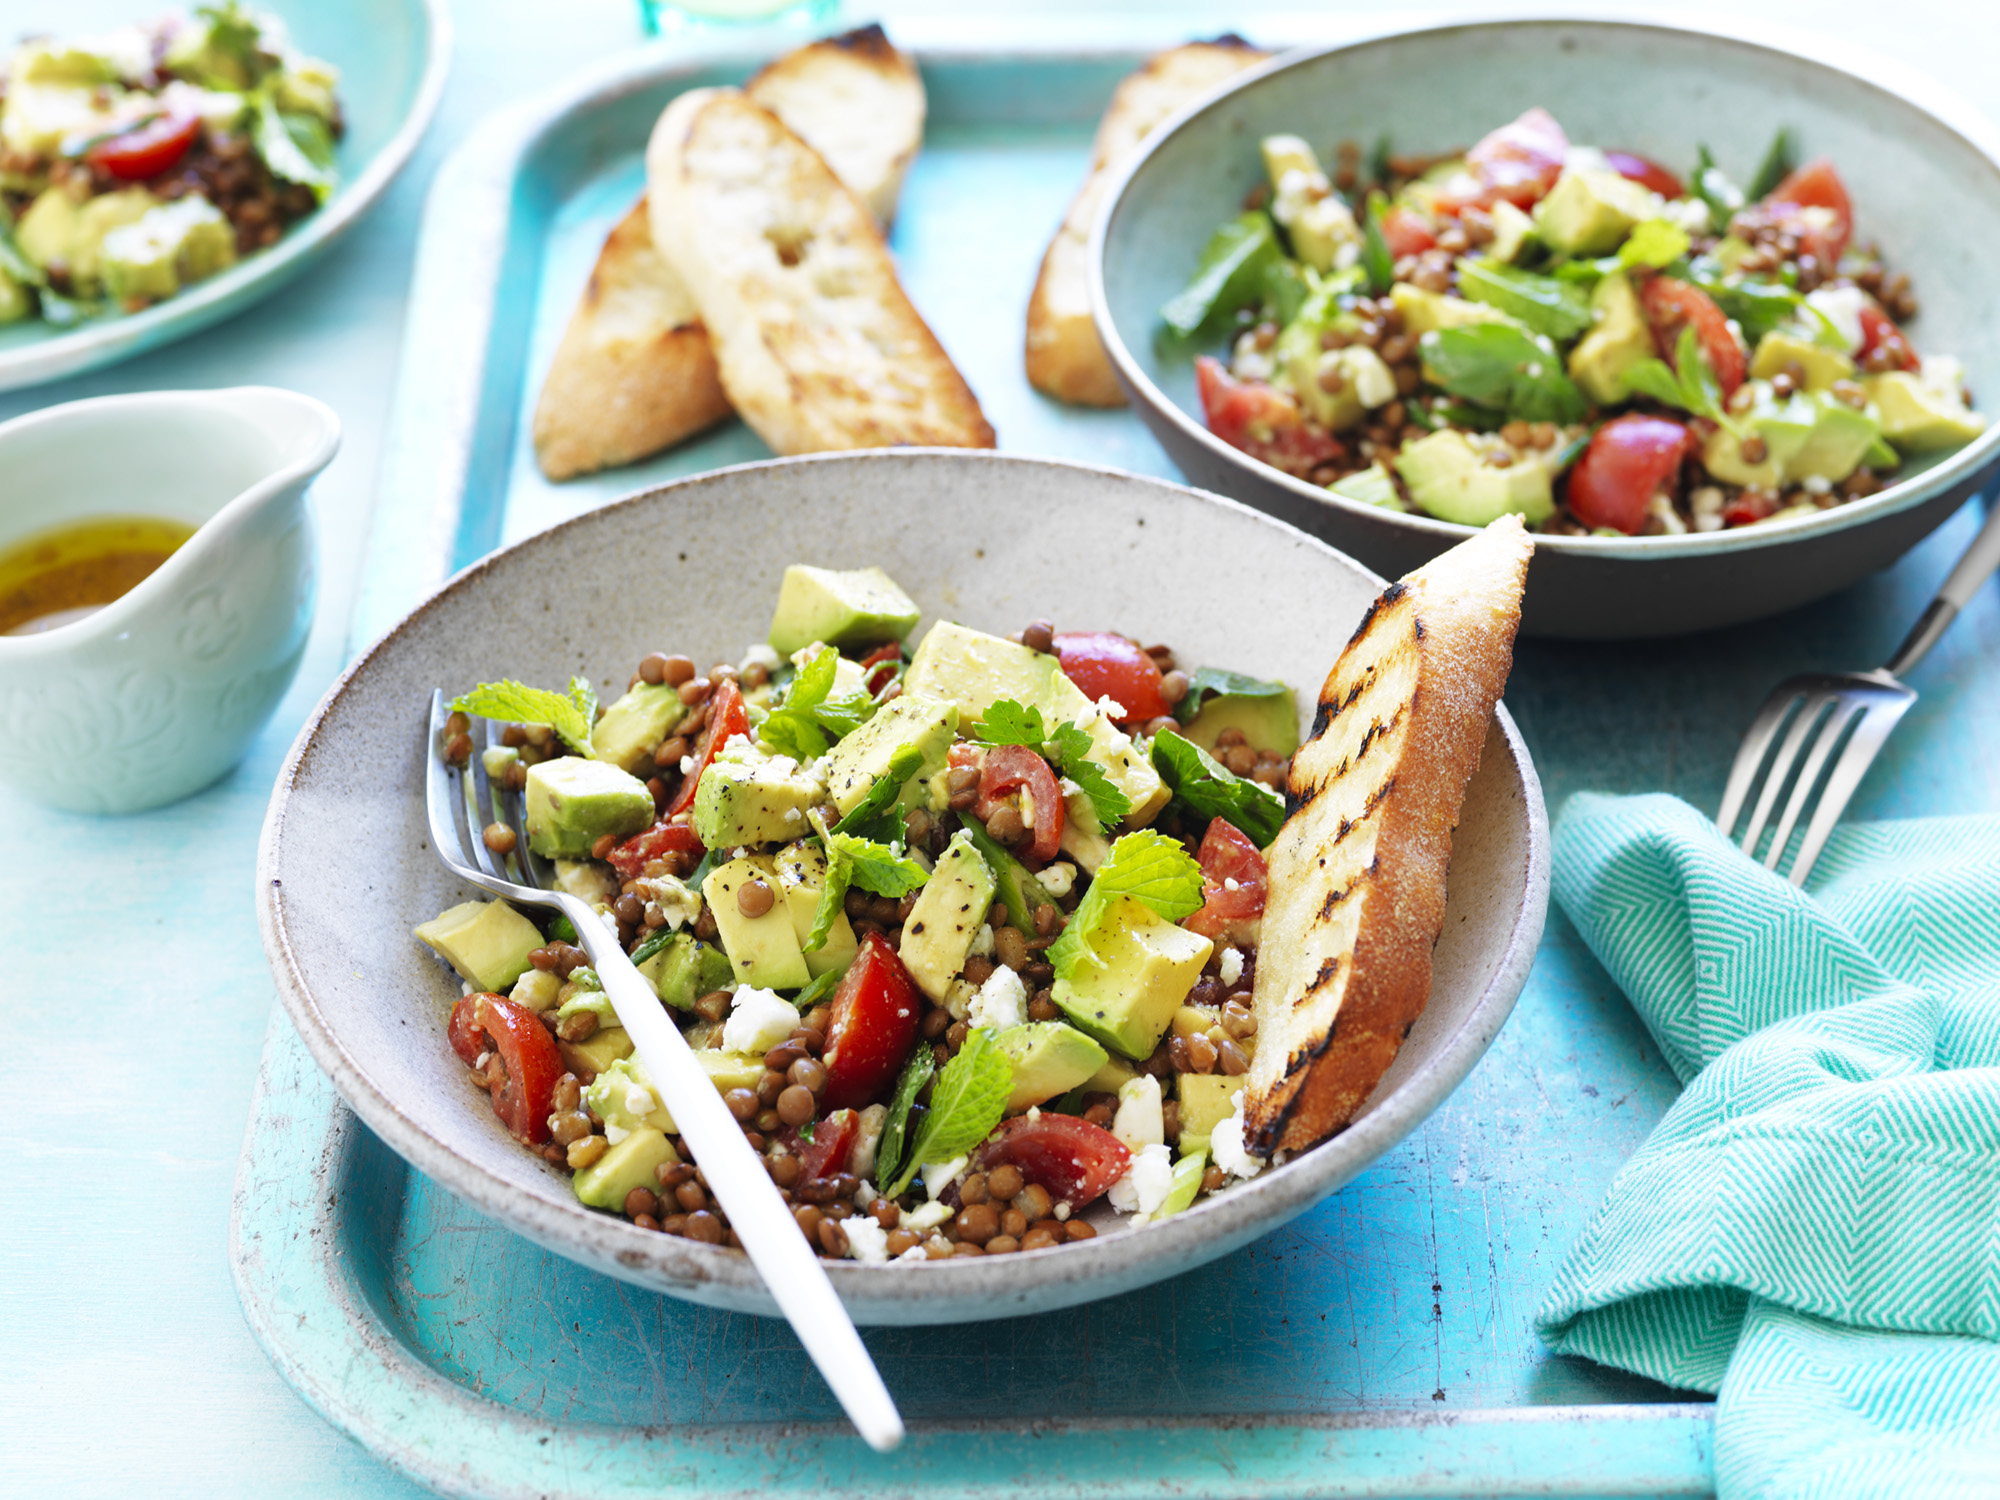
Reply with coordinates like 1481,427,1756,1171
425,691,903,1451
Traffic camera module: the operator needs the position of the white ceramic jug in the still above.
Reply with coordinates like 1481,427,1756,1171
0,387,339,813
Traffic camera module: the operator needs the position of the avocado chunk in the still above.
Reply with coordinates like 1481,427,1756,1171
1057,785,1115,874
994,1022,1109,1113
818,690,957,816
274,58,342,123
552,858,617,910
586,1052,770,1138
1487,199,1536,264
14,188,85,276
1567,270,1654,406
414,899,545,993
898,830,996,1002
525,757,654,859
2,83,114,157
15,42,121,85
703,855,812,989
691,742,826,849
1390,283,1520,337
1051,896,1213,1059
572,1128,680,1210
1533,166,1658,256
1867,370,1987,451
1393,429,1555,526
1783,393,1881,483
1260,134,1360,272
1181,688,1300,757
1700,422,1784,490
0,268,30,324
960,821,1056,932
560,1027,634,1079
162,13,268,89
590,682,687,775
1328,463,1404,511
1084,1053,1139,1095
100,197,236,304
768,565,921,657
1750,331,1854,393
637,933,734,1010
773,840,860,977
1176,1074,1242,1152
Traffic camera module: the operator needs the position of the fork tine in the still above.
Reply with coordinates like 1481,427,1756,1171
487,720,551,891
1738,689,1832,858
1718,686,1805,836
464,718,514,885
1761,698,1864,872
1783,695,1913,886
426,690,480,882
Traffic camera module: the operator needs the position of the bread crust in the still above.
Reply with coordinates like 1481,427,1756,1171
1245,517,1532,1155
1025,39,1269,407
647,88,993,455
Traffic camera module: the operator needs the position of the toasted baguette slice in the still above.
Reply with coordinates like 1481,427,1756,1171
1244,517,1533,1156
530,199,732,481
1025,38,1269,408
646,88,994,455
744,24,925,229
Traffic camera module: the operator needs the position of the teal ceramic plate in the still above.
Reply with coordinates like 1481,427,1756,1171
0,0,449,392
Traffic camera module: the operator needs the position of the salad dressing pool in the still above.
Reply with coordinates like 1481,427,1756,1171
0,516,197,636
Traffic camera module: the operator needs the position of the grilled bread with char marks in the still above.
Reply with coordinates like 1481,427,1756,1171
1244,517,1532,1156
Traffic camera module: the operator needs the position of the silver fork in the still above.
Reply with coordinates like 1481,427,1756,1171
1718,492,2000,885
425,692,904,1451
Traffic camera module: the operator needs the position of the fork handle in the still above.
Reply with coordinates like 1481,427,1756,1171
1884,486,2000,677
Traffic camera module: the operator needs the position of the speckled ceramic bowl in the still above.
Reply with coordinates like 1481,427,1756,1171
259,452,1547,1324
1092,14,2000,638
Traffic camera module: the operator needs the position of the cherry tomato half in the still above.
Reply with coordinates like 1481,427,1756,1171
1564,414,1692,535
1638,276,1746,398
1765,158,1853,266
1195,356,1347,480
1378,205,1438,260
974,1114,1132,1209
821,932,923,1112
1185,817,1269,942
607,818,705,881
796,1108,859,1181
1858,302,1920,373
665,676,749,820
1052,631,1171,726
1438,106,1570,212
87,112,199,180
858,641,904,696
448,992,491,1068
474,992,564,1144
1603,150,1684,200
975,742,1065,864
1722,489,1780,528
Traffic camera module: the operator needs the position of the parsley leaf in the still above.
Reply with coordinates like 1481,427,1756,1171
830,741,926,841
451,677,599,758
1150,729,1286,848
974,699,1130,833
975,699,1047,745
1617,219,1691,272
874,1047,936,1193
1172,667,1291,725
883,1028,1011,1198
1048,830,1205,985
804,823,930,952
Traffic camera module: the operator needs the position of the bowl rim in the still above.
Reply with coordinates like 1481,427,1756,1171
257,449,1551,1315
1089,8,2000,559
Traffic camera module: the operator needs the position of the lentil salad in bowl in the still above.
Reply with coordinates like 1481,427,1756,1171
258,451,1548,1324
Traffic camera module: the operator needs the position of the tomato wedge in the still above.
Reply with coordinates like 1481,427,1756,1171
858,641,903,695
1722,489,1780,528
1052,631,1171,725
1638,276,1746,398
664,677,748,819
87,112,199,180
1765,158,1852,266
974,1115,1132,1209
474,992,564,1144
797,1108,859,1181
1604,150,1684,199
1195,356,1346,479
975,742,1065,864
1858,303,1920,373
821,933,923,1111
1185,818,1269,941
1438,106,1570,211
607,819,705,881
1378,205,1437,260
1564,414,1692,535
448,993,491,1068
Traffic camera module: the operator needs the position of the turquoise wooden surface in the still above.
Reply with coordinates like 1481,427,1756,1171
6,3,2000,1497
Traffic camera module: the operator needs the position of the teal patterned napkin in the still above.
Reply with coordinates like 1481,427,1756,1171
1535,793,2000,1499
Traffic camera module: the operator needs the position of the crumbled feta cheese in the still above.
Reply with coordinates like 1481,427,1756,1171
944,978,979,1022
1690,485,1726,533
1805,285,1867,352
903,1200,952,1233
680,755,696,775
1039,862,1076,899
967,965,1028,1032
635,873,702,931
722,985,799,1055
740,643,781,673
1209,1088,1265,1180
969,923,996,958
1054,1201,1071,1221
1646,491,1689,535
1113,1075,1165,1152
1801,474,1833,497
715,733,760,763
922,1156,967,1201
604,1122,630,1146
1218,947,1244,987
896,1244,930,1263
842,1214,891,1264
1564,145,1612,172
509,968,562,1013
854,1180,879,1210
624,1082,658,1119
1663,196,1711,235
1108,1143,1174,1217
1347,347,1398,409
1333,240,1360,271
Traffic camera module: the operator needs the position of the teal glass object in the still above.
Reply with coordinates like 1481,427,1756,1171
638,0,836,37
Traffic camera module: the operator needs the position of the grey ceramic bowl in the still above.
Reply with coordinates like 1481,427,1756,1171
258,452,1547,1324
1092,15,2000,639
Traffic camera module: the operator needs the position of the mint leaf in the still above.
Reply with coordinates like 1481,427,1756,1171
1360,189,1395,295
873,1047,936,1192
1619,326,1728,428
1417,323,1588,425
252,88,334,201
831,741,926,838
1692,144,1744,228
761,645,876,757
1161,211,1282,340
884,1029,1011,1197
1048,830,1205,984
1455,260,1594,341
1617,219,1691,272
788,645,840,709
805,825,929,952
1151,729,1286,848
1619,357,1685,408
975,699,1047,746
451,677,598,758
1048,721,1130,833
1173,667,1292,725
1746,126,1795,201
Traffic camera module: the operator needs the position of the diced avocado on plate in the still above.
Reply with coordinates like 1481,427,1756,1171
1051,895,1214,1059
898,830,996,1002
1327,462,1403,511
1867,370,1987,451
961,820,1055,931
572,1128,680,1209
414,899,545,993
1567,270,1653,407
703,855,812,990
994,1022,1109,1113
590,681,686,775
1394,429,1555,526
1180,685,1299,758
1749,331,1855,394
1389,283,1520,337
525,758,654,859
560,1026,633,1079
773,840,860,977
767,565,921,658
1533,165,1658,256
636,933,735,1010
1176,1074,1243,1152
691,744,825,848
818,691,957,816
100,197,236,304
